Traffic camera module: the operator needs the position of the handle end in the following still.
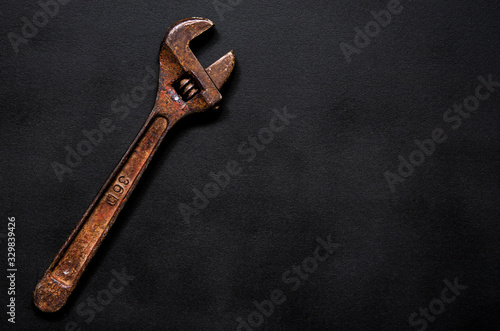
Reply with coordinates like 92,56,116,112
33,274,72,313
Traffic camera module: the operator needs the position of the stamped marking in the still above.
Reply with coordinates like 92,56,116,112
106,176,130,206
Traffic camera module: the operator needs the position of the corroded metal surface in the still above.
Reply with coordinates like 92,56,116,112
33,17,235,313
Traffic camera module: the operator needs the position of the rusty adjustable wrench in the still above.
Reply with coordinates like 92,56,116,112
33,17,235,312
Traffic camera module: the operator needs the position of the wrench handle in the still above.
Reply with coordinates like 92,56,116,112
34,115,168,312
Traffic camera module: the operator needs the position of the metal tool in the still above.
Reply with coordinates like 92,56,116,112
33,17,235,313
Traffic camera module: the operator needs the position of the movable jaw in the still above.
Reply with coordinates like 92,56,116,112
156,17,235,121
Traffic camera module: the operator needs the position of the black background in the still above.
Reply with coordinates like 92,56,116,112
1,0,499,330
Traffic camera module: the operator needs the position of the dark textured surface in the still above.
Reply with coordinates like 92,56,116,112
0,0,499,330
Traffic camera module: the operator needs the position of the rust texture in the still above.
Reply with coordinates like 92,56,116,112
33,17,235,313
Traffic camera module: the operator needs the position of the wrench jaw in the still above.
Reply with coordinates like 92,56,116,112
205,50,236,97
155,18,235,123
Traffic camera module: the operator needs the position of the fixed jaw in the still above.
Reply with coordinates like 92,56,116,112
164,17,235,89
158,18,235,114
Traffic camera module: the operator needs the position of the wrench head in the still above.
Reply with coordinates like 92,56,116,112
156,18,235,121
